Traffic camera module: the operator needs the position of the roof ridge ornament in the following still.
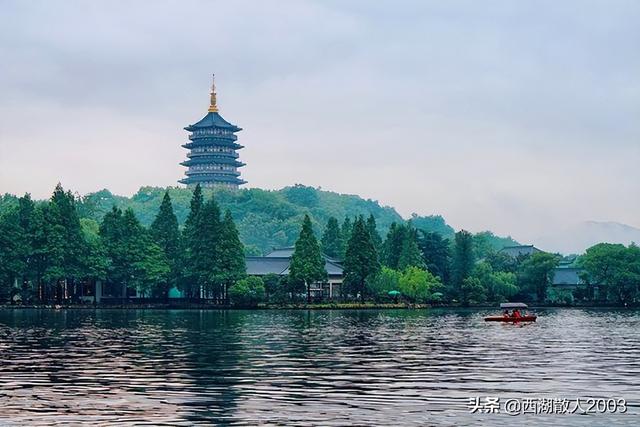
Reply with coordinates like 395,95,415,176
208,74,219,113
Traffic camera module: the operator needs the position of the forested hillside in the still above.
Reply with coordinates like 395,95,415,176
1,184,518,255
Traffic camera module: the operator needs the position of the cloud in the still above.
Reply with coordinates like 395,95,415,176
1,0,639,245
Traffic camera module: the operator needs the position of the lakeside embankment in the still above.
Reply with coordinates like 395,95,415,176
1,302,637,310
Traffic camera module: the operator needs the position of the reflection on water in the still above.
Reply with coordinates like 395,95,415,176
0,308,639,426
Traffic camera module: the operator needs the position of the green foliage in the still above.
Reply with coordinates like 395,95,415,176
397,226,425,270
470,261,518,303
215,210,247,291
452,230,475,299
417,231,450,284
472,231,519,259
229,276,265,306
461,277,487,305
410,214,455,239
289,214,327,303
368,267,401,300
517,252,560,302
398,266,443,303
150,192,182,297
366,214,383,252
580,243,640,304
344,216,380,302
262,273,287,303
74,185,403,255
0,208,26,300
192,198,223,296
546,287,574,305
100,207,170,297
321,217,343,259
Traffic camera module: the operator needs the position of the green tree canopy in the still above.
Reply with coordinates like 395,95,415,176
289,214,327,304
321,216,343,259
344,216,380,302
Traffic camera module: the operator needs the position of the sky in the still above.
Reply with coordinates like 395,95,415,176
0,0,639,248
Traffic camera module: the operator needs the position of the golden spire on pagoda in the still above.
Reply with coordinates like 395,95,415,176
208,74,219,113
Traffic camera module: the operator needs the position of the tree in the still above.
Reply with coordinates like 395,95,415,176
580,243,640,304
461,277,487,305
229,276,266,306
343,216,380,302
382,222,405,269
470,261,517,303
368,267,401,301
518,252,560,302
397,225,425,270
452,230,475,302
263,273,287,303
366,214,383,252
417,231,450,284
340,216,353,259
181,184,204,298
133,238,171,298
150,192,182,298
289,214,327,304
0,208,27,301
192,198,222,298
398,266,443,303
215,210,246,302
321,217,343,259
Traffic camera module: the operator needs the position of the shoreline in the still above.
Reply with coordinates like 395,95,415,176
1,303,638,310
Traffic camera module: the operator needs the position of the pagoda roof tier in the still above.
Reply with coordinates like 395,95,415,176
180,158,245,167
184,112,242,132
179,175,247,186
188,133,238,142
185,169,241,177
181,141,244,150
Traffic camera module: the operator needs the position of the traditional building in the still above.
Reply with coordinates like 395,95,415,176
180,75,246,189
499,244,543,258
246,247,344,300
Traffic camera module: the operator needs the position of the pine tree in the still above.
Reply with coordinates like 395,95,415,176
181,184,204,298
321,217,342,259
289,214,327,304
382,222,406,269
193,197,222,298
47,184,86,301
215,210,246,302
343,216,380,302
0,208,27,301
452,230,475,302
340,216,353,259
366,214,383,252
397,225,425,270
150,191,182,298
417,231,450,284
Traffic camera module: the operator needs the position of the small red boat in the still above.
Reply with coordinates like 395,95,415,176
484,303,537,322
485,315,537,322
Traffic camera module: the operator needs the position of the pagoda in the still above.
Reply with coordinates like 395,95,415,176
179,75,246,188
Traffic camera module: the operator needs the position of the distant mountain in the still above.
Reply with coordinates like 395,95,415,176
536,221,640,254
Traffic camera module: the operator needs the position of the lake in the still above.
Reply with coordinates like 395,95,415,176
0,308,638,426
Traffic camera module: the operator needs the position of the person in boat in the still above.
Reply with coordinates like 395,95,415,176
503,310,510,317
512,309,522,318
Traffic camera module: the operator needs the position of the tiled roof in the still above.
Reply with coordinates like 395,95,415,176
184,112,242,132
246,255,343,277
500,245,543,258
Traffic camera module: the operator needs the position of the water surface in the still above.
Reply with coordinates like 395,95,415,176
0,308,638,426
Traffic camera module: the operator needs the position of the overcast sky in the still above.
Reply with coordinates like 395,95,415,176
0,0,638,246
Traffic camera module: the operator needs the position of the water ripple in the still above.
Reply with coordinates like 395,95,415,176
0,308,639,425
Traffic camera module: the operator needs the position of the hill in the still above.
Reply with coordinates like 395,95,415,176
1,185,519,256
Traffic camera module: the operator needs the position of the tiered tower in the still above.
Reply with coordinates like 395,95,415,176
179,75,246,188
